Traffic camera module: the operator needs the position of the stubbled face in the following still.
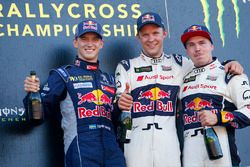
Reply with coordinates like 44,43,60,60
185,36,214,67
137,24,167,58
73,32,103,63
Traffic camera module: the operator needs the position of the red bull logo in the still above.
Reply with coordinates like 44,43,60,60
188,25,202,32
138,87,171,100
183,112,200,125
221,111,234,123
78,92,97,105
138,90,153,100
142,14,155,23
83,20,97,30
100,94,112,105
185,97,213,111
77,90,112,106
78,106,111,120
158,90,171,99
133,101,173,113
135,87,173,113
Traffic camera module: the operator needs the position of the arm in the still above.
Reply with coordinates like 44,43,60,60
199,74,250,128
114,61,133,111
23,71,66,119
221,74,250,128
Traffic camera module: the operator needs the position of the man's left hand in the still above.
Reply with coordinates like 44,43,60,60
224,61,244,74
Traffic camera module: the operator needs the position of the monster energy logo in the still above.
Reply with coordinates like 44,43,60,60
200,0,240,47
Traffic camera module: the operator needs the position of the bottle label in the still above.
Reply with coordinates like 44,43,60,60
32,100,42,119
126,129,132,139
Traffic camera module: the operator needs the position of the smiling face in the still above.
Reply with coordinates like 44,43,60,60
73,32,104,63
185,36,214,67
137,24,167,58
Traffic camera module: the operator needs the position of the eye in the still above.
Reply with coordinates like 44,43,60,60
79,36,87,41
153,31,160,35
93,37,100,42
187,43,194,47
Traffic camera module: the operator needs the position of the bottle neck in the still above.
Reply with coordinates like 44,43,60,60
204,126,212,129
31,75,36,81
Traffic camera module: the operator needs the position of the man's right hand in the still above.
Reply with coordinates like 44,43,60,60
118,83,133,111
24,76,40,93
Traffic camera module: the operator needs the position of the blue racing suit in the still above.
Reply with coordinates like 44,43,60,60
24,57,126,167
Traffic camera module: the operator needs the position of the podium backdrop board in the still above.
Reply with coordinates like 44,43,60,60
0,1,250,166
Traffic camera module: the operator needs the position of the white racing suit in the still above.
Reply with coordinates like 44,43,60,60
115,52,192,167
179,58,250,167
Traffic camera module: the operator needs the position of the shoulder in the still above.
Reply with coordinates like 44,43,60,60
167,53,190,67
117,59,131,71
226,73,248,84
50,65,73,83
99,70,115,86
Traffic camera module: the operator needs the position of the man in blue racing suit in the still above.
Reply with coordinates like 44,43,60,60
179,24,250,167
23,20,126,167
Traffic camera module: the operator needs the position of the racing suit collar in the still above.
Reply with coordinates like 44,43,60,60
74,57,99,71
140,51,165,65
192,57,219,72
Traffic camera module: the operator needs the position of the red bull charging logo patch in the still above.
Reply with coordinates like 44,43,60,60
134,87,173,113
77,89,112,106
221,111,234,123
185,97,213,111
183,97,218,125
138,87,171,100
77,90,112,120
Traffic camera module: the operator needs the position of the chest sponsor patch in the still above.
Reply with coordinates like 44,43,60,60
184,75,197,83
101,85,115,94
183,84,217,92
69,75,93,82
161,65,172,71
206,75,218,81
73,82,93,89
134,66,152,73
137,74,174,81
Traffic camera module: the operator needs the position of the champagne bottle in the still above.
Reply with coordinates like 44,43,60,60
120,110,132,143
28,71,43,124
203,126,223,160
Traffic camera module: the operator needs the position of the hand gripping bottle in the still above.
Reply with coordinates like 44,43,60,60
28,71,43,124
203,126,223,160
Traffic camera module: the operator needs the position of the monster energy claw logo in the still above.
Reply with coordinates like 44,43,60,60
200,0,240,47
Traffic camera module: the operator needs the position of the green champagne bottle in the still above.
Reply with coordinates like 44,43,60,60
120,110,132,143
203,126,223,160
28,71,43,124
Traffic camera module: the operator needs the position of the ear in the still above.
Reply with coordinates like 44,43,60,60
73,38,78,48
163,30,168,38
211,43,214,51
100,39,104,49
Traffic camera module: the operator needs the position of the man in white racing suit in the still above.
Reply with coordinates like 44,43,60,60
179,24,250,167
114,12,244,167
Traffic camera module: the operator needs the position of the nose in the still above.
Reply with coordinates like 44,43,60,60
194,44,200,51
85,40,94,46
148,34,154,42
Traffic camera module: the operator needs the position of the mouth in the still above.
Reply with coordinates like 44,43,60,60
85,48,95,53
147,43,157,49
194,53,202,58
